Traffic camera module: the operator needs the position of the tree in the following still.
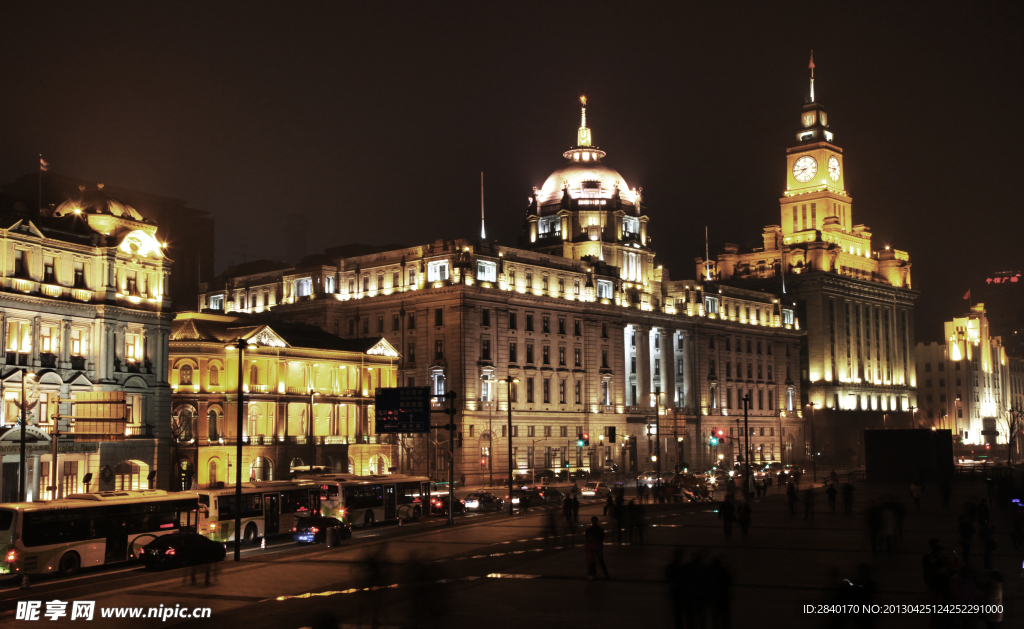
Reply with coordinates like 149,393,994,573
1001,408,1024,465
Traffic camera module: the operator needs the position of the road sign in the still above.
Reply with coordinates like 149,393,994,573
374,387,431,434
981,430,999,436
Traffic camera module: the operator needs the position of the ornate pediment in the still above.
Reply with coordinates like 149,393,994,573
366,338,399,357
246,326,289,349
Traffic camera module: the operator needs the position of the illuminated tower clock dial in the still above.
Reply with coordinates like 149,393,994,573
828,156,841,182
793,156,817,183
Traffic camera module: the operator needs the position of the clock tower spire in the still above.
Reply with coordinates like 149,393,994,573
780,55,852,236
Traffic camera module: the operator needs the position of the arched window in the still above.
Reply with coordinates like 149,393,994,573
289,457,304,471
114,461,142,490
175,406,195,441
209,366,219,386
208,409,219,441
250,456,273,482
249,364,259,386
179,365,193,385
208,460,218,488
248,406,260,439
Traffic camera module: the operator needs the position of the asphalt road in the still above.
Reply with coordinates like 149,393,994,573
3,480,1021,629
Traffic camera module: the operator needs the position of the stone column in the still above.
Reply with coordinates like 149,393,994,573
636,326,651,408
106,323,117,378
32,316,41,368
664,329,677,409
60,320,71,369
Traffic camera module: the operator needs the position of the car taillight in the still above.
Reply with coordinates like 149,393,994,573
165,548,176,556
5,549,15,563
210,523,217,529
292,527,297,532
309,527,319,534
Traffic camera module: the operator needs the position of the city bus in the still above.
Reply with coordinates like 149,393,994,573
0,489,199,577
194,480,320,544
294,474,430,527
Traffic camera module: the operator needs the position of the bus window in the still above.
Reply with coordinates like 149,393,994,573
398,482,419,505
218,494,264,519
0,509,14,531
281,489,312,514
344,485,383,510
198,495,210,508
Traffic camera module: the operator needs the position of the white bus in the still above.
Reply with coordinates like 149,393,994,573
194,480,319,544
0,490,199,577
295,474,430,527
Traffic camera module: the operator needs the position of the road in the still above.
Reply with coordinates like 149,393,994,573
2,480,1021,628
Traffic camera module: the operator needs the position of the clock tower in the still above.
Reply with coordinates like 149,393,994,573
781,53,852,236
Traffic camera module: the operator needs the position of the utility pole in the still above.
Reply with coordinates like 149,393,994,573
505,376,518,516
230,338,249,562
308,388,317,468
431,391,458,525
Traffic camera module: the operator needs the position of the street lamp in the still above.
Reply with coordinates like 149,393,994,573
226,338,256,562
806,402,820,483
18,370,36,502
649,392,665,484
504,376,518,516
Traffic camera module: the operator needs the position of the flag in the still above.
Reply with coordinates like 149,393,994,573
809,51,815,69
39,157,49,172
962,289,970,300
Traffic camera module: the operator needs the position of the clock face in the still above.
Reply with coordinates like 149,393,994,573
828,156,841,182
793,156,817,183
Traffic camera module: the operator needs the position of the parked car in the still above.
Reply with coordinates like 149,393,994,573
430,494,466,515
510,490,544,506
292,515,351,544
581,482,611,498
463,492,505,511
535,486,565,503
140,533,226,570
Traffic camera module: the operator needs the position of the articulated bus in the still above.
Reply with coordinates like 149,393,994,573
0,490,199,577
194,480,320,543
295,474,430,527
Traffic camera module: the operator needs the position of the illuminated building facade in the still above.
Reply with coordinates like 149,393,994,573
702,62,918,463
0,184,173,501
916,304,1012,447
169,312,399,487
197,102,805,483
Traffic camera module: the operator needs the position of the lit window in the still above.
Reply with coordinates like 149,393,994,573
427,260,450,282
596,280,613,299
477,261,497,282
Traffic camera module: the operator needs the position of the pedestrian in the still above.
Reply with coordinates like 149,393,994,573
958,515,975,564
638,484,646,504
978,499,990,528
719,496,735,539
803,486,816,521
603,493,614,516
830,469,838,485
911,481,922,510
922,538,953,608
786,482,797,516
613,494,625,543
982,524,996,570
939,479,952,509
584,516,610,579
563,494,573,523
571,493,580,523
665,548,688,629
826,483,837,511
842,483,855,513
737,500,751,538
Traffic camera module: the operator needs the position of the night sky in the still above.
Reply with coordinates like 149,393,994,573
1,2,1021,342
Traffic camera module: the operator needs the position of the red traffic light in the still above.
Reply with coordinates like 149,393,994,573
717,429,724,436
480,458,487,465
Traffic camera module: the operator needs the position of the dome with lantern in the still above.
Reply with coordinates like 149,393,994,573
535,97,638,208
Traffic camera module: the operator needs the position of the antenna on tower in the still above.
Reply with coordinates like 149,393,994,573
809,50,816,103
480,172,486,240
705,226,711,281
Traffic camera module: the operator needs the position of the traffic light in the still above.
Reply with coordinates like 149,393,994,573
577,437,585,447
709,428,719,446
608,426,616,443
717,429,725,437
583,432,590,446
480,457,487,467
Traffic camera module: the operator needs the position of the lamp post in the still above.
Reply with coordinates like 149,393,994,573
227,338,253,562
806,402,819,484
650,392,664,484
742,393,751,499
504,376,518,516
18,370,35,503
308,388,318,468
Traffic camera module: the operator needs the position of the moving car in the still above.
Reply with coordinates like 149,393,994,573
536,486,565,503
292,515,351,544
638,471,659,487
510,490,543,506
463,492,505,511
430,494,466,515
140,532,226,570
581,482,611,498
